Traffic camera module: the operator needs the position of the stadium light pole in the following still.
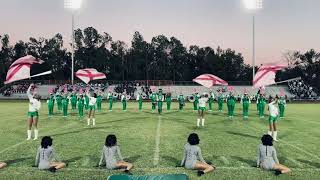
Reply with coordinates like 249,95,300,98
243,0,263,82
64,0,82,85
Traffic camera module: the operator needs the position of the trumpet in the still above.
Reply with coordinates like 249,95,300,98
142,94,147,99
112,92,119,99
126,95,131,101
203,93,209,98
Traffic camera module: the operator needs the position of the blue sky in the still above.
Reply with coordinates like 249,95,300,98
1,0,319,64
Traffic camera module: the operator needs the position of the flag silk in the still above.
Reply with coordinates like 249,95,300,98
253,63,288,88
75,68,106,84
5,55,44,84
193,74,228,88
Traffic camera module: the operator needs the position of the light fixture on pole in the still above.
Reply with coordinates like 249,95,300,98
64,0,82,85
243,0,263,82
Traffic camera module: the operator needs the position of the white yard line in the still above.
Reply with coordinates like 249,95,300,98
0,121,78,155
153,116,162,166
219,156,230,165
245,123,320,162
10,166,320,172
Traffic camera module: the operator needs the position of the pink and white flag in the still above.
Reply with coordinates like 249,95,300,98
193,74,228,88
75,68,106,84
253,63,288,88
4,55,44,84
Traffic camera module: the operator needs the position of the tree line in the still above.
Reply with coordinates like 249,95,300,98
0,27,319,91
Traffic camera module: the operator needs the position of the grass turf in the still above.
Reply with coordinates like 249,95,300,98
0,100,320,180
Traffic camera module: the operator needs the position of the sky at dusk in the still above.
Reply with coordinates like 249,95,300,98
1,0,320,65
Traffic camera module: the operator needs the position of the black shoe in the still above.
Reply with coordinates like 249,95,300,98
124,170,133,175
197,170,205,176
275,170,282,176
48,167,57,173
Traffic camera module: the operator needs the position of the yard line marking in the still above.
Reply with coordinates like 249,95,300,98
219,156,230,165
10,166,320,172
286,157,303,168
0,120,78,155
245,123,320,162
153,116,162,166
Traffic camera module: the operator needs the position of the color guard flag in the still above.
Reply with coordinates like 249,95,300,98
253,63,288,88
75,68,106,84
193,74,228,88
4,55,44,84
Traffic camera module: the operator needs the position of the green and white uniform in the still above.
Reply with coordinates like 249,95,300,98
208,92,215,111
121,94,127,111
77,96,85,118
55,94,62,111
241,95,251,118
47,95,55,117
107,92,113,111
166,94,172,111
27,86,41,140
217,94,224,112
268,101,279,123
193,94,200,110
70,93,77,110
62,96,69,117
198,97,207,112
178,94,185,111
84,95,89,110
227,95,236,117
136,94,143,111
278,97,286,118
150,93,157,111
96,94,102,111
258,95,266,118
157,92,164,114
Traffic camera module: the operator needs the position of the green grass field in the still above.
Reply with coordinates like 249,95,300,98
0,100,320,180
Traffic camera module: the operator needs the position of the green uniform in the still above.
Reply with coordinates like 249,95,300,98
255,94,259,111
56,94,62,111
97,95,102,111
178,94,185,111
166,95,172,111
121,95,127,111
47,95,55,117
150,93,157,111
258,96,266,118
278,97,286,118
108,93,113,111
227,95,236,117
77,97,85,118
137,94,143,111
208,92,214,111
217,94,224,112
71,93,77,110
241,95,250,118
62,97,69,117
193,94,200,110
85,95,89,110
157,93,164,114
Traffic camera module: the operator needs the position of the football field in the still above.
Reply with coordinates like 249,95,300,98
0,101,320,180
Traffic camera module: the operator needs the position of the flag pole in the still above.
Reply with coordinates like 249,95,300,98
274,77,301,85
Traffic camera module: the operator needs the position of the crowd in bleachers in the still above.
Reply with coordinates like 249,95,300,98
288,80,318,99
0,83,31,96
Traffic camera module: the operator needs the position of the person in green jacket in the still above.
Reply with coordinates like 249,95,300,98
136,93,143,111
226,92,236,118
193,92,200,111
70,93,77,110
96,92,103,111
278,95,286,119
241,93,251,119
258,94,267,118
208,91,215,111
62,95,69,118
77,94,85,118
178,93,185,111
84,93,90,111
217,93,224,112
107,90,114,111
121,92,127,111
166,92,172,111
55,93,62,112
150,92,157,111
47,93,55,117
157,89,164,114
